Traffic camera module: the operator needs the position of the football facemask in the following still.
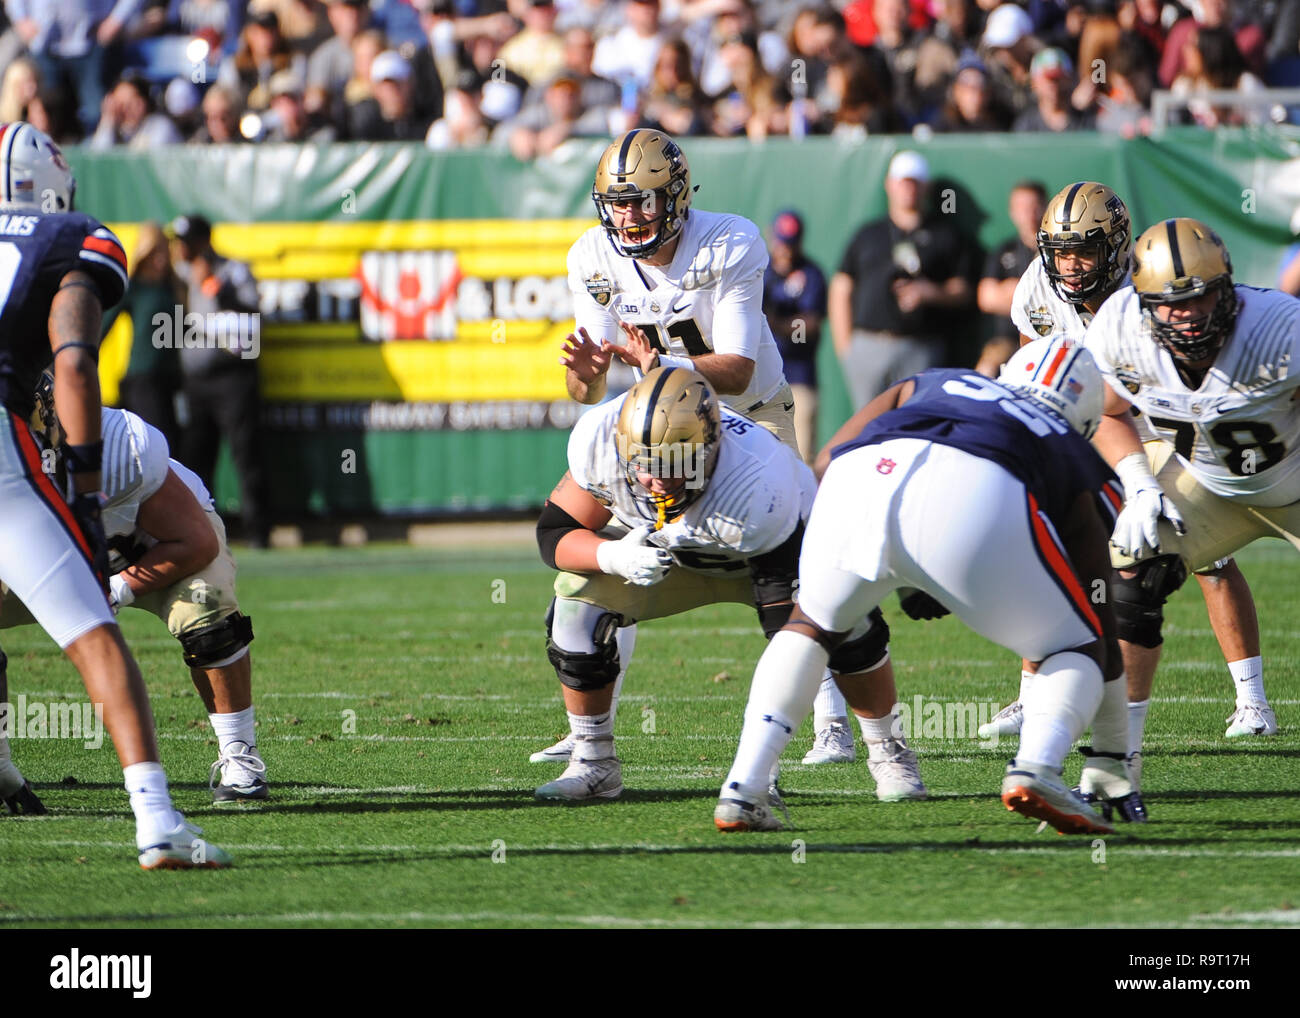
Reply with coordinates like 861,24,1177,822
592,129,693,259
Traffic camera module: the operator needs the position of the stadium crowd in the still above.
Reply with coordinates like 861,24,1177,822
2,0,1299,151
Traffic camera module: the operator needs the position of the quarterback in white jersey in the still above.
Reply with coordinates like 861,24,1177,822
532,368,903,803
1087,219,1293,754
2,395,266,803
561,129,797,451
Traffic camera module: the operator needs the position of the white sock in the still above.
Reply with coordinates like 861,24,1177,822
812,671,847,730
609,624,637,727
124,761,181,849
1091,677,1129,757
1018,651,1103,770
1128,699,1150,757
1018,668,1035,703
568,711,614,739
856,713,896,743
1228,656,1266,708
209,705,262,782
721,631,827,799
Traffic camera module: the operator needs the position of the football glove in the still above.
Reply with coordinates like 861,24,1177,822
1111,453,1186,559
108,573,135,612
596,525,672,586
898,587,950,621
68,491,110,591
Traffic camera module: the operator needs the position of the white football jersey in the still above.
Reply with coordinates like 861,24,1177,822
91,409,214,572
1086,284,1300,506
567,395,815,573
567,208,787,413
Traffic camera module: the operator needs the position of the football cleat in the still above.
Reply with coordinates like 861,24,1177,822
977,701,1024,739
2,779,47,816
866,737,927,802
1001,760,1114,835
209,741,268,804
535,737,622,802
1224,704,1278,738
714,782,787,832
529,733,576,764
1077,747,1148,823
802,720,856,765
138,820,233,870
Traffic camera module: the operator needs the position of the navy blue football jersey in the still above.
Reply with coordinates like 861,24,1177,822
834,368,1122,530
0,211,128,417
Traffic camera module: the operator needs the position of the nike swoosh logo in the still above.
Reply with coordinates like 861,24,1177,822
782,402,794,412
670,300,689,315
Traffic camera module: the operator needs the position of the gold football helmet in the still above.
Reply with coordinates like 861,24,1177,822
1131,217,1237,363
615,367,721,527
592,129,693,259
1037,181,1132,305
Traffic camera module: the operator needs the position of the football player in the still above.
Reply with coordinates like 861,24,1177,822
533,366,924,803
0,122,229,867
981,182,1269,756
715,338,1134,834
555,127,858,762
1,378,264,803
1085,218,1297,780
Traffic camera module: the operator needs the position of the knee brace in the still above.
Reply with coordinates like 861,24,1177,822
749,523,801,639
544,598,623,691
180,612,254,669
827,607,890,674
1111,555,1188,648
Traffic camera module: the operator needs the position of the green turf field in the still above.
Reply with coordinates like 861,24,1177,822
1,538,1297,929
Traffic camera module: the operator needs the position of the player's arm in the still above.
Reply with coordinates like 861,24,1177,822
1057,490,1123,682
114,470,222,603
537,471,614,573
812,378,917,480
49,270,104,494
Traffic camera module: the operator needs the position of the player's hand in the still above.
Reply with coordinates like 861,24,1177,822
68,492,110,593
560,327,612,383
595,526,672,586
108,574,135,613
611,321,661,373
898,587,950,621
1111,485,1187,559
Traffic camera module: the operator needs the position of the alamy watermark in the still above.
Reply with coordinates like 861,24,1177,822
152,305,260,360
0,695,104,749
891,695,1004,749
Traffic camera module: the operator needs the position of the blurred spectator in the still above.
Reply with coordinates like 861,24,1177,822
914,0,982,113
785,4,845,128
502,70,607,158
763,209,826,464
592,0,665,90
1117,0,1166,58
266,0,333,58
557,0,627,37
306,0,370,113
218,8,306,112
1013,47,1096,130
22,87,76,141
826,48,899,136
162,0,243,58
461,28,528,106
707,31,785,136
0,54,41,123
343,28,387,107
89,72,184,148
426,74,490,148
642,36,711,135
980,2,1039,119
264,68,337,139
169,214,271,548
348,48,432,140
932,53,1012,130
870,0,924,124
103,221,184,453
691,0,789,98
975,179,1045,375
1094,32,1155,135
163,76,203,135
6,0,135,134
1160,0,1267,88
521,26,619,116
191,83,244,142
1171,23,1267,126
829,150,977,410
499,0,566,87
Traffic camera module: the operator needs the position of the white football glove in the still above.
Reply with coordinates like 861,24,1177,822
595,525,672,586
1111,453,1187,559
108,573,135,613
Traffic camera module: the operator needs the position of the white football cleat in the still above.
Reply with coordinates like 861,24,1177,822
866,737,927,801
210,741,269,804
529,733,575,764
139,819,233,870
535,737,622,802
1224,704,1278,738
802,720,856,764
714,781,788,832
1001,761,1113,835
978,701,1024,739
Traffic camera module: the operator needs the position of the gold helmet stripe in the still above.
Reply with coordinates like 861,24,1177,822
1059,181,1086,226
1164,219,1185,278
641,366,675,447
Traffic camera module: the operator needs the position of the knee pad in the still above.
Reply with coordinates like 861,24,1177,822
180,612,254,669
545,598,623,691
827,607,890,674
757,598,795,640
1111,555,1188,648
